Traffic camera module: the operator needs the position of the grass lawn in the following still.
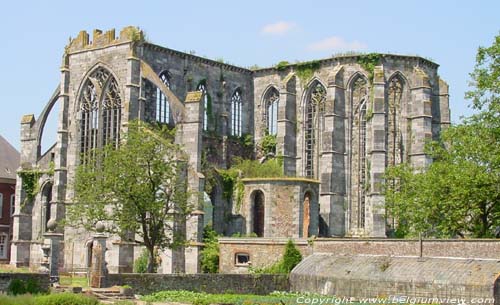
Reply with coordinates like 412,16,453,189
141,290,372,305
0,264,31,273
59,275,89,288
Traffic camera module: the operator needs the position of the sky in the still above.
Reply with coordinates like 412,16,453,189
0,0,498,151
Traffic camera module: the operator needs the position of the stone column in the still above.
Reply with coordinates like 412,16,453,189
43,229,64,283
437,77,450,132
277,75,297,175
185,210,204,274
409,67,433,168
319,66,346,236
10,115,36,267
90,223,108,288
366,66,387,237
174,91,206,274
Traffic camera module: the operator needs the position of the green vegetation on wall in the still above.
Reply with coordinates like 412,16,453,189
295,60,321,86
274,60,321,85
260,133,277,155
218,157,284,211
18,162,54,203
275,61,290,71
357,53,382,82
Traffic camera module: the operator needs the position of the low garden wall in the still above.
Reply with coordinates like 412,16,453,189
107,273,289,295
0,273,50,293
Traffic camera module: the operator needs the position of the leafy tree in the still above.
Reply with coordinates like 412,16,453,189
384,33,500,238
67,121,193,272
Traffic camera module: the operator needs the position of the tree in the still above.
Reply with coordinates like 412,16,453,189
67,121,193,272
384,32,500,238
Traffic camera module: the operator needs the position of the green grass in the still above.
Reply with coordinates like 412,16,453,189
0,264,31,273
142,290,362,305
0,293,99,305
59,275,89,288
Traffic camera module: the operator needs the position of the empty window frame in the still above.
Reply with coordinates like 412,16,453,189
231,89,242,136
80,67,122,156
304,82,326,178
197,82,208,131
156,71,171,124
264,87,279,135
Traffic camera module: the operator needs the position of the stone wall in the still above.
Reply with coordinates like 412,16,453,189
106,273,289,295
218,238,500,273
0,273,50,293
237,178,320,238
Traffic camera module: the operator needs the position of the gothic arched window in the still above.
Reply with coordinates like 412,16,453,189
350,76,368,229
80,67,122,156
387,76,404,167
231,89,242,136
197,81,208,131
264,87,279,135
156,71,171,124
304,81,326,178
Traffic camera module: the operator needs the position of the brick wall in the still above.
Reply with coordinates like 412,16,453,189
219,238,500,273
0,273,50,293
106,273,289,295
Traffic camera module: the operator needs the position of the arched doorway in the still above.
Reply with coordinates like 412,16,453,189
303,192,312,237
252,191,265,237
41,182,52,233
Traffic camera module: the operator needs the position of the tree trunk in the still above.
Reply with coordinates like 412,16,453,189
147,246,156,273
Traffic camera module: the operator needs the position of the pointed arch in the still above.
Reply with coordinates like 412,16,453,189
78,66,122,157
303,80,327,178
197,80,209,131
386,73,406,167
349,73,369,229
230,88,243,136
156,70,172,125
262,86,280,135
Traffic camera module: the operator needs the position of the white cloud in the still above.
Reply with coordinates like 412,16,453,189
261,21,296,35
307,36,367,52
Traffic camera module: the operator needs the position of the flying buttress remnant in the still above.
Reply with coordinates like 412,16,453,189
140,60,185,124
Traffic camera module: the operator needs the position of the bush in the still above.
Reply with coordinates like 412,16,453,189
282,239,303,273
133,248,149,273
200,225,219,273
7,278,43,295
250,239,302,274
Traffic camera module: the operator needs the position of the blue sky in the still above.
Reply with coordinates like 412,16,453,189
0,0,498,150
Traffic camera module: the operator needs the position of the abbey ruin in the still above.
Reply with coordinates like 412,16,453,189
11,26,450,273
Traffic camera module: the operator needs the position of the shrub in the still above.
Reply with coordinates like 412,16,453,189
7,278,43,295
282,239,303,273
134,248,149,273
200,225,219,273
250,239,302,274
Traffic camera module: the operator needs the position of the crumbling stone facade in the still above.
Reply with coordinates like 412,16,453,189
11,26,450,273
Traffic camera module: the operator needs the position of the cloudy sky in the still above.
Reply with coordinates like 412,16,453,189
0,0,498,150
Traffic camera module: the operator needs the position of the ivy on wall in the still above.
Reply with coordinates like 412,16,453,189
357,53,382,82
18,162,54,204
